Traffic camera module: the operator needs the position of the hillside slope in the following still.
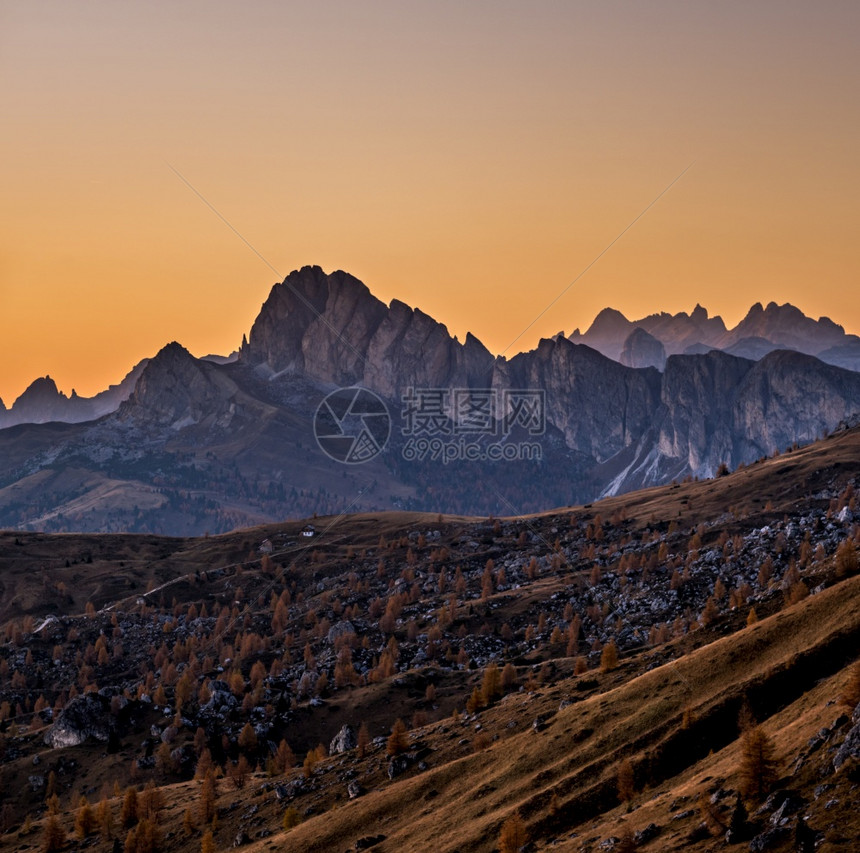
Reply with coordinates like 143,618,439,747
0,425,859,853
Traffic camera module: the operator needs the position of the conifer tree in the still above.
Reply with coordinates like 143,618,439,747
74,796,96,840
739,725,778,802
200,830,215,853
43,813,65,852
98,795,113,840
198,769,217,824
121,787,138,829
282,807,301,831
386,718,409,756
480,662,501,705
600,641,618,672
839,660,860,712
498,811,527,853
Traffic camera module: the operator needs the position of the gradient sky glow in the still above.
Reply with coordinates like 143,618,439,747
2,1,859,404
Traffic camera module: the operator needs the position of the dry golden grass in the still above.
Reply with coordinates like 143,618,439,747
192,574,860,853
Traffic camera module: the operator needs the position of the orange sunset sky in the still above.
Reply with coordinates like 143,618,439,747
2,1,859,405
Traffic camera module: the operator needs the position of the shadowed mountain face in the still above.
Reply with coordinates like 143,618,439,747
2,266,860,533
620,327,666,371
243,266,495,395
570,300,860,371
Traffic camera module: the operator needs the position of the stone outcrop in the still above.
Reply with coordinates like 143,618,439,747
655,350,755,475
832,706,860,772
330,724,357,754
44,694,112,748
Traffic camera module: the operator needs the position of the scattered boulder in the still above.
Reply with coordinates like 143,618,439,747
330,723,357,754
633,823,660,845
44,693,111,748
327,620,356,644
202,681,239,714
748,826,789,852
347,780,364,799
387,754,411,779
769,792,804,826
833,719,860,771
273,779,307,801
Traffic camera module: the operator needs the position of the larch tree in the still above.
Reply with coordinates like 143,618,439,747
74,796,96,840
480,662,501,705
738,725,778,802
198,769,217,824
386,718,409,756
600,641,618,673
498,811,528,853
121,787,138,829
43,813,66,853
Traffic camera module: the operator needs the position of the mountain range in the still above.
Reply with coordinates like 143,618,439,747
2,265,860,534
0,363,148,429
569,301,860,371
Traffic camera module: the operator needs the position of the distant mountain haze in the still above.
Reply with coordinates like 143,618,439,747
569,300,860,370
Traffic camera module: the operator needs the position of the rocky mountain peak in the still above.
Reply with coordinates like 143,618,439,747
0,360,150,430
620,327,666,370
730,301,848,353
587,307,633,336
119,342,239,428
569,299,858,370
568,308,634,360
242,266,495,396
690,303,708,322
1,376,71,425
14,375,65,406
244,266,388,381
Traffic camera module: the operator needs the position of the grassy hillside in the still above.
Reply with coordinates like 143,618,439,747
1,426,859,852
